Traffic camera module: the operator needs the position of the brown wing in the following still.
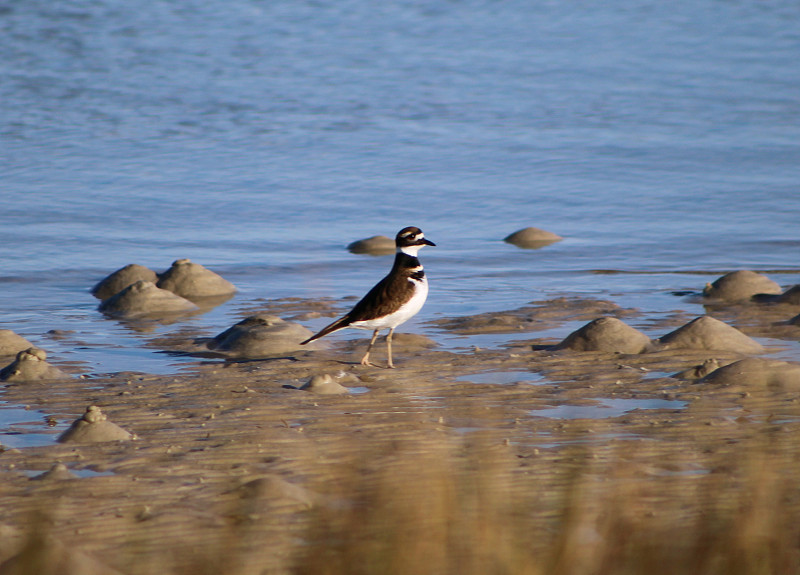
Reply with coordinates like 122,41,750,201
346,271,413,321
299,271,413,344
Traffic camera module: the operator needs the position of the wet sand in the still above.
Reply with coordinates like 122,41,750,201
2,292,800,573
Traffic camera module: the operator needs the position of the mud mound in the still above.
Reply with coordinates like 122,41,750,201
554,317,651,354
698,358,800,391
656,316,763,354
347,235,395,255
156,258,237,300
30,463,78,481
230,475,320,515
98,280,198,319
91,264,158,300
208,314,315,358
0,348,68,382
503,227,562,249
57,406,133,443
0,525,24,565
702,270,782,302
0,535,125,575
299,373,349,395
0,331,33,358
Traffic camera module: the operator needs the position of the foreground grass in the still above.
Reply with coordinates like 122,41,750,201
5,417,800,574
292,434,799,575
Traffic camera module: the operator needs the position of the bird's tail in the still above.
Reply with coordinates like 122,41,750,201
300,316,351,345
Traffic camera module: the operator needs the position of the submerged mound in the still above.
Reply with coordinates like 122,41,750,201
698,358,800,391
0,348,69,382
388,332,438,350
91,264,158,300
0,330,33,357
656,316,763,354
208,314,315,358
98,280,198,319
57,406,133,443
753,285,800,305
231,475,319,511
503,227,562,249
554,317,651,354
702,270,782,302
347,235,396,255
156,258,237,300
435,313,532,334
673,358,724,380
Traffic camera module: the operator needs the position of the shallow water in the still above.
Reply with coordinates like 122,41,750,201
456,371,547,385
2,1,800,437
530,398,688,420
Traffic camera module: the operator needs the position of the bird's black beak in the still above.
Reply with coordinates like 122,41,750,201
423,238,436,247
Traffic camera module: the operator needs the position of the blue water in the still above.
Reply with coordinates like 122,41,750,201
531,398,687,420
1,0,799,387
0,402,65,448
457,371,547,385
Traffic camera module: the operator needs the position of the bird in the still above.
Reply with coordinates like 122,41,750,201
300,226,435,368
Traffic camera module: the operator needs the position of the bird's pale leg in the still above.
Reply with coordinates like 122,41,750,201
386,328,395,369
360,329,381,366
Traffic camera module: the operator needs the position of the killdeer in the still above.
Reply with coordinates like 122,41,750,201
300,226,435,368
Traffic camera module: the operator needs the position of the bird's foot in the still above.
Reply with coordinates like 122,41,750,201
360,354,395,368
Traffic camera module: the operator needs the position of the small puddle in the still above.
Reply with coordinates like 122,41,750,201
457,370,547,385
72,468,115,478
23,467,115,479
530,432,647,448
531,398,686,420
641,370,677,381
649,467,711,477
0,402,65,448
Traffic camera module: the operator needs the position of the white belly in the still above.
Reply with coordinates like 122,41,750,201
350,277,429,331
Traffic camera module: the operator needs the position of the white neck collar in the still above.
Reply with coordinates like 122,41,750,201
399,244,424,257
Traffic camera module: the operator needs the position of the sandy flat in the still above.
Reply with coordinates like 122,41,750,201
1,294,800,573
